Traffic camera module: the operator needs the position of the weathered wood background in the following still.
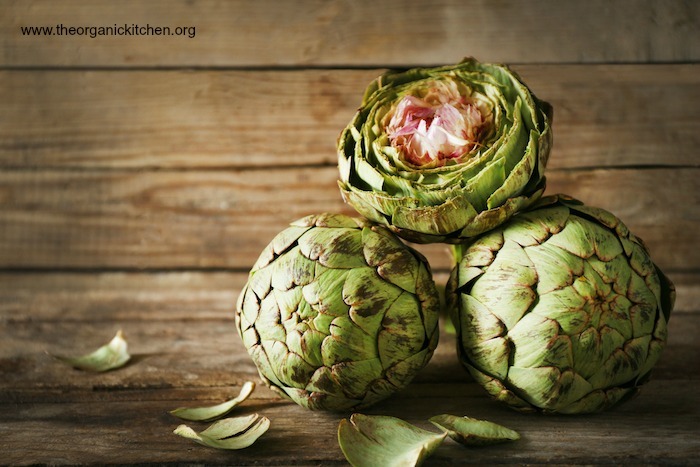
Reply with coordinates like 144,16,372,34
1,1,699,465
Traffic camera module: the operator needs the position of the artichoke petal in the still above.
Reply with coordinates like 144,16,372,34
430,414,520,446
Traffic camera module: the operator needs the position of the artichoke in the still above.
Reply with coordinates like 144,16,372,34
447,196,675,414
235,213,440,411
338,58,552,243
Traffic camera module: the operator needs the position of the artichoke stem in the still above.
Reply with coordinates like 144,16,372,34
450,244,466,267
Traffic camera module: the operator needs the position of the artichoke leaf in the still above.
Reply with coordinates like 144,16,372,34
429,413,520,446
306,366,346,397
273,287,304,320
465,363,535,412
343,267,402,320
331,358,384,400
465,158,506,212
378,292,426,367
286,328,325,368
487,131,536,209
362,226,419,294
247,265,273,302
503,205,568,248
460,189,543,238
460,232,503,270
280,350,318,387
490,101,527,173
51,329,130,372
531,293,588,336
546,218,598,259
377,251,421,295
415,263,441,334
384,347,434,387
460,294,505,342
526,243,581,294
338,414,446,467
270,225,312,257
248,345,284,388
392,196,476,236
270,246,316,291
255,294,286,342
465,336,510,380
508,313,561,368
322,316,377,365
636,338,666,382
469,240,537,330
571,327,603,379
298,227,366,269
301,267,350,317
173,414,269,450
170,381,255,422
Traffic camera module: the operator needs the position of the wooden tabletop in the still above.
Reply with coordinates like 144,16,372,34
1,1,699,465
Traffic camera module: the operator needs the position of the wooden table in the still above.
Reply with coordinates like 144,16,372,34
2,1,699,464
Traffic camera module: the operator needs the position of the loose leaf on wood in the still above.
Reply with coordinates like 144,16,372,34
338,414,446,467
173,414,270,450
170,381,255,421
429,414,520,446
52,329,130,372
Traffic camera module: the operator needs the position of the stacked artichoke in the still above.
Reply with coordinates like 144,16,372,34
447,195,674,413
338,58,552,243
235,214,439,411
235,58,674,414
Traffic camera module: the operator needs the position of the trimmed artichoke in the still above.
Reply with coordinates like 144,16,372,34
338,57,552,244
447,196,675,414
235,213,440,411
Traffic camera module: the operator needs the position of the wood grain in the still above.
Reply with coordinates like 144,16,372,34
0,168,696,271
3,0,699,67
1,271,696,392
1,65,699,169
1,304,698,464
1,380,698,465
1,270,696,321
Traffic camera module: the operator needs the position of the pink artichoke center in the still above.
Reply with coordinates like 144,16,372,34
386,81,486,166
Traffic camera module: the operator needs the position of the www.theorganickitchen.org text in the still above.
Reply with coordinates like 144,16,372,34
20,23,196,39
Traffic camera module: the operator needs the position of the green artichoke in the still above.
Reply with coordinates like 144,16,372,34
338,58,552,244
447,196,675,414
235,213,440,411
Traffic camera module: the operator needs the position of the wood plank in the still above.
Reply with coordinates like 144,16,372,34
0,272,244,322
2,0,699,67
1,65,698,169
0,167,353,269
1,379,698,465
1,270,696,323
1,271,697,463
0,293,696,392
0,273,700,394
1,312,698,463
0,69,367,169
0,168,696,270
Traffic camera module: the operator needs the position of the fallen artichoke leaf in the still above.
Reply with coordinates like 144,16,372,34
429,414,520,446
170,381,255,422
52,329,130,372
174,414,270,450
338,414,446,467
